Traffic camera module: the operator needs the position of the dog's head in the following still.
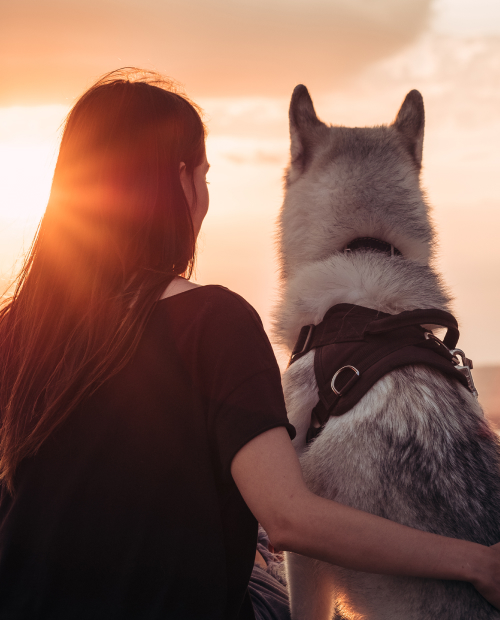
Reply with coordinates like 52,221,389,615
278,86,434,280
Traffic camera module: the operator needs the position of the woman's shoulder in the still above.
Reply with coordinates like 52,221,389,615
154,282,279,390
158,280,263,328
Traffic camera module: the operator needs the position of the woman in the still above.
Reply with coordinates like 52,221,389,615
0,69,498,619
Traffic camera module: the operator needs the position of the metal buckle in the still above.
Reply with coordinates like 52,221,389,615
290,324,315,365
424,333,478,399
331,365,360,396
449,348,478,399
299,324,314,356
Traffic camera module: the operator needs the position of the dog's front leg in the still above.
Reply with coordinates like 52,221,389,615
286,552,337,620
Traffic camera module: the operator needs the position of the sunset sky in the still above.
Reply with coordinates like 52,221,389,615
0,0,499,367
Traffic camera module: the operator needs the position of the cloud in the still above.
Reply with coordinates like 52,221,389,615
1,0,432,104
432,0,500,37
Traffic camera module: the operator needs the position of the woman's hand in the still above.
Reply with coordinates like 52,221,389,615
471,543,500,609
231,426,500,610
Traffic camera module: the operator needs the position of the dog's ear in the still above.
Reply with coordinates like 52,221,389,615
289,85,325,173
393,90,425,169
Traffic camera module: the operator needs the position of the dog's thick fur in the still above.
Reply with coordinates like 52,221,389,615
273,86,500,619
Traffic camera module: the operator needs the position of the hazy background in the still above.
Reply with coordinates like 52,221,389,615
1,0,499,420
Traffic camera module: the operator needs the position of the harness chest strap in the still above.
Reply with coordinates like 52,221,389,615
288,304,477,444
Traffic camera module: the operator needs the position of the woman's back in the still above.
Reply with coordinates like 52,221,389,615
0,286,293,619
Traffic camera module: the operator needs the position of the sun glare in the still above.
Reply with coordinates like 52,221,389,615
0,105,66,280
0,144,54,220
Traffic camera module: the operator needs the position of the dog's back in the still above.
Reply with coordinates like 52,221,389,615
274,87,500,619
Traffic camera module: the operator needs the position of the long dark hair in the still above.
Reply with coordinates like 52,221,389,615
0,69,206,492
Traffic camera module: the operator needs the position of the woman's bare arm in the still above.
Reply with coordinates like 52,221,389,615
231,426,500,608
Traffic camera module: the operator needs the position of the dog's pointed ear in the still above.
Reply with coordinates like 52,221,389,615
289,85,325,172
393,90,425,169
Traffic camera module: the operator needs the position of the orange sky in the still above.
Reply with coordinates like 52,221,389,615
0,0,499,366
1,0,432,104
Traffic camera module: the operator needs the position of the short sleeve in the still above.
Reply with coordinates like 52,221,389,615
215,366,296,475
194,288,296,476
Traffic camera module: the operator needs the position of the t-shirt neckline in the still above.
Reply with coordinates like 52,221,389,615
157,284,225,305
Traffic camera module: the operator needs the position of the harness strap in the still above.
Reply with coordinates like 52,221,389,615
288,304,475,446
366,308,460,349
290,305,460,364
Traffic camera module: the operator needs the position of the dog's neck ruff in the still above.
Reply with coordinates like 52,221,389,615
344,237,402,257
289,304,478,445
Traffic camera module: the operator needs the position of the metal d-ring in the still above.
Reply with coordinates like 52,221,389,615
331,365,360,396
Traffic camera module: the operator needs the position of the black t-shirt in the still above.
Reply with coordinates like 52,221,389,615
0,286,295,619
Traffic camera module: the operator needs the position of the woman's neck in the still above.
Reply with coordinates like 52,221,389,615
160,276,202,300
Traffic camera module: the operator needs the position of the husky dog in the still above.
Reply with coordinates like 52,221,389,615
273,86,500,619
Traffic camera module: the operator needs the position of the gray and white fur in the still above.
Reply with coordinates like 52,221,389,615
273,85,500,619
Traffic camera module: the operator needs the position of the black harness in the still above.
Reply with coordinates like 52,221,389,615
289,239,478,445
